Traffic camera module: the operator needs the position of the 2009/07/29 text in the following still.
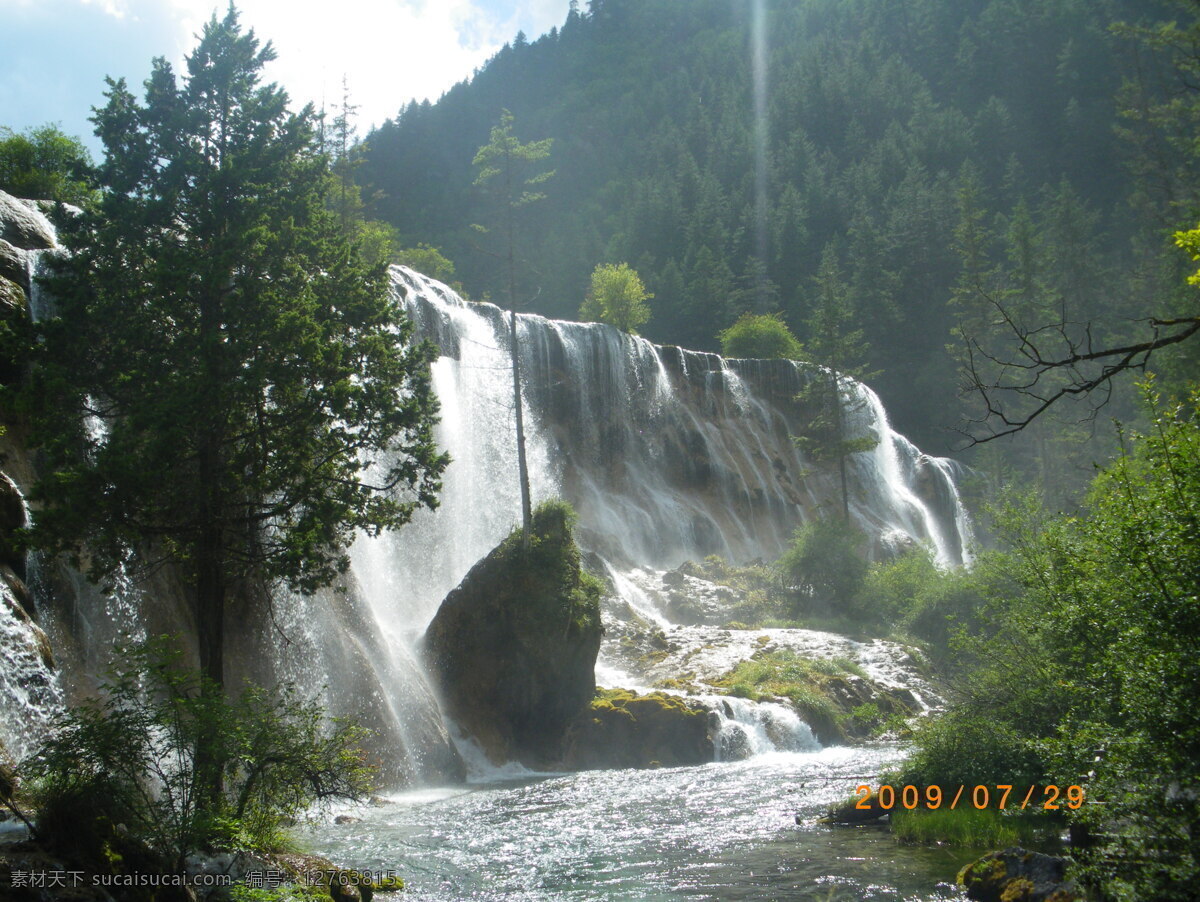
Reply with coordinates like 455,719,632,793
855,784,1086,811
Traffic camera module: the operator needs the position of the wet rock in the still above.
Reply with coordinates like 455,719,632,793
0,564,33,619
0,473,28,574
660,567,740,626
0,241,27,289
818,790,890,824
562,688,714,769
0,191,56,251
957,848,1080,902
0,274,26,318
424,502,604,766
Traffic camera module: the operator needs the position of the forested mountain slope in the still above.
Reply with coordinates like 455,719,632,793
361,0,1179,450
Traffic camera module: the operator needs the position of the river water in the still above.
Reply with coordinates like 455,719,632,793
304,744,971,901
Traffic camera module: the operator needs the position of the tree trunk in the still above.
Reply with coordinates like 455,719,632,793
511,307,533,546
832,371,850,521
504,146,533,548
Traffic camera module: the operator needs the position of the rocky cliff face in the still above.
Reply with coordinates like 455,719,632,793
423,502,604,767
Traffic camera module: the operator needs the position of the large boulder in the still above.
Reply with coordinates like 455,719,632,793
0,240,26,288
423,502,604,766
562,688,714,769
0,191,56,251
958,848,1080,902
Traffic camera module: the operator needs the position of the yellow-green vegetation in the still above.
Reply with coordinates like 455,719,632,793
590,688,704,720
718,312,804,360
564,689,712,769
891,807,1044,847
958,854,1008,886
370,873,405,892
710,649,895,743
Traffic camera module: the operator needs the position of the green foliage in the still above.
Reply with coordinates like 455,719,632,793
776,519,868,615
900,384,1200,899
354,219,402,269
498,499,603,635
897,709,1046,791
890,806,1043,848
579,262,652,334
854,546,992,656
718,313,804,360
395,242,457,283
15,9,446,700
0,123,97,206
27,638,374,870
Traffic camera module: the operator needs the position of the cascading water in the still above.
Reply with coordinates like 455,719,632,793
373,267,971,764
393,266,971,574
706,694,819,760
3,258,971,780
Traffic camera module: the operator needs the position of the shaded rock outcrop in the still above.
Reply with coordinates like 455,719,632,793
562,688,714,769
958,848,1080,902
423,502,604,766
0,191,56,252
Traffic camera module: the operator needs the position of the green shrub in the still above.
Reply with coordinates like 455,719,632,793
896,709,1045,790
777,519,868,616
718,312,804,360
28,638,374,869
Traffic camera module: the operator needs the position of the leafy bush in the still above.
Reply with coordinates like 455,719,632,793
718,312,804,360
777,518,868,617
28,638,374,870
0,124,98,206
579,262,653,334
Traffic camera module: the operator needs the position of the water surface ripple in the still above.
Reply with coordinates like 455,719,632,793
306,745,969,900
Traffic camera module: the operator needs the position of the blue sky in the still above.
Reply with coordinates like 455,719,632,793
1,0,569,155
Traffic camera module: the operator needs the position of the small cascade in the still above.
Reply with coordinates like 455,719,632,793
0,589,61,762
843,381,972,566
704,694,820,760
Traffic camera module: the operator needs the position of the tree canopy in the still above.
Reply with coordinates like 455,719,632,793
718,313,804,360
579,262,652,334
0,124,97,207
18,7,447,697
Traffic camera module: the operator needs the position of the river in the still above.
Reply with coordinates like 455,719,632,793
304,744,972,900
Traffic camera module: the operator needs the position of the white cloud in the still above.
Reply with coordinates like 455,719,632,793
161,0,569,131
0,0,568,145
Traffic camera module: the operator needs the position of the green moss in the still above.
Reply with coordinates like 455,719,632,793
370,874,405,892
565,688,713,769
494,500,603,636
590,688,705,721
958,854,1008,886
710,649,897,743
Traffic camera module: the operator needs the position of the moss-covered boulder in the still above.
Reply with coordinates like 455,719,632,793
957,848,1080,902
563,688,715,769
423,501,604,766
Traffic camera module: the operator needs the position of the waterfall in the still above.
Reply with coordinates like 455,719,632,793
391,266,971,575
705,695,820,760
1,261,971,780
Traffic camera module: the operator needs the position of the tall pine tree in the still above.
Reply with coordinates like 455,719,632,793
22,8,446,717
